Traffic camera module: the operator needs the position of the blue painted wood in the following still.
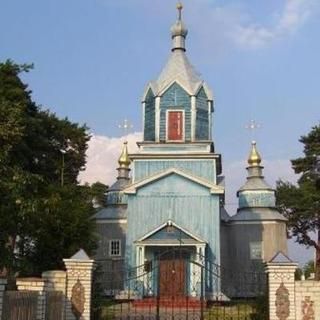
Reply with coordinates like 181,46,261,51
144,89,156,141
133,159,216,183
147,225,193,240
196,87,209,140
159,83,191,141
125,173,221,269
239,191,275,208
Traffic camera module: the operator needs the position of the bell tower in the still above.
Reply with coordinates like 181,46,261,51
142,3,214,144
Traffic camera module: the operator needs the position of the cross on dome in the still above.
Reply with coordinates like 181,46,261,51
177,2,183,20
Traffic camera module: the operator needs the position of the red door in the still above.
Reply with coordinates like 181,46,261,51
159,259,186,298
168,111,183,141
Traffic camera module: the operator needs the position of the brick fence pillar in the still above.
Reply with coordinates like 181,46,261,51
265,252,298,320
0,278,7,320
63,249,95,320
16,277,52,320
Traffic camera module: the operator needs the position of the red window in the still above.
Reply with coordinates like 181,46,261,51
168,111,183,141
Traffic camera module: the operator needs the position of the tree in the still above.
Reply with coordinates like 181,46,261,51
276,124,320,280
0,60,104,277
303,260,315,279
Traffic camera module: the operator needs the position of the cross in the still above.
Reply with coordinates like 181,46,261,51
118,119,133,140
177,2,183,20
174,88,177,105
245,119,261,141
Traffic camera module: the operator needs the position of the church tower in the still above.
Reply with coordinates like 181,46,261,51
225,141,287,275
124,3,224,299
142,3,213,144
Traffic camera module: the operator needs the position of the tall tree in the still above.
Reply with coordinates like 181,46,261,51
276,124,320,280
0,60,102,277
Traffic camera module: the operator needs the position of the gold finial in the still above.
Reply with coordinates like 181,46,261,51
118,141,131,168
248,141,262,166
177,2,183,20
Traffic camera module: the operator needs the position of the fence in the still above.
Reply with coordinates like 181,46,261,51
2,291,38,320
0,249,95,320
93,247,269,320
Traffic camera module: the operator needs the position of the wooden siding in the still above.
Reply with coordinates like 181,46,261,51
95,222,127,260
133,159,216,183
239,191,275,208
196,87,209,140
144,89,156,141
159,83,191,142
125,174,221,268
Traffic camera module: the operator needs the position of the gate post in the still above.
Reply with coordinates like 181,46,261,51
63,249,95,320
265,252,297,320
0,278,7,320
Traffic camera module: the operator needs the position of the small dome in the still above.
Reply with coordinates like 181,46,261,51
248,141,262,166
118,141,131,168
171,20,188,38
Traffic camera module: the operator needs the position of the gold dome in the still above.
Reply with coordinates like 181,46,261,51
248,141,262,166
118,141,131,168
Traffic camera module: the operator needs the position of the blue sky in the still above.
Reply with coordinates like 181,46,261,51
1,0,319,264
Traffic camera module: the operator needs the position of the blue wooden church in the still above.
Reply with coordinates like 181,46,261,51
93,3,287,300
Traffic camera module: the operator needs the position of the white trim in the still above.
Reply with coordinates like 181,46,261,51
229,221,284,225
135,243,201,247
136,219,207,243
155,97,160,142
141,83,156,102
124,167,224,195
165,109,185,142
208,101,212,139
109,239,122,257
157,79,196,98
191,96,196,142
96,219,127,224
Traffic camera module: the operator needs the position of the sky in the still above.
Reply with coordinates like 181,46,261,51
1,0,319,265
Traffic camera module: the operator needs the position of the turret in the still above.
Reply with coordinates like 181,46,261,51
141,3,214,144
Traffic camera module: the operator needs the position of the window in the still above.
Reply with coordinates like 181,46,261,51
109,240,121,257
250,242,263,260
167,111,184,141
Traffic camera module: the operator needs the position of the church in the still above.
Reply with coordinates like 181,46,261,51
93,4,287,300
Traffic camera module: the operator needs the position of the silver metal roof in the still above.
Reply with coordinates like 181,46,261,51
143,50,213,100
238,176,273,192
230,207,287,222
92,205,127,220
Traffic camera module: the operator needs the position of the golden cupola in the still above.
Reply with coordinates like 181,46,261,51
248,141,262,166
118,141,131,169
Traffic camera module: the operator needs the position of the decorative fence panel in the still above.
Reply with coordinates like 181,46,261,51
94,247,269,320
2,291,38,320
45,291,63,320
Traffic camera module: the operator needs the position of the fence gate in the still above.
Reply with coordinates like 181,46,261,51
95,247,269,320
45,291,63,320
2,291,38,320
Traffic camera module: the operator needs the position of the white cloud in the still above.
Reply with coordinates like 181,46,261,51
231,0,316,49
188,0,317,51
78,132,142,186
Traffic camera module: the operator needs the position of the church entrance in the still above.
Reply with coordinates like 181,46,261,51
159,257,186,298
157,248,190,298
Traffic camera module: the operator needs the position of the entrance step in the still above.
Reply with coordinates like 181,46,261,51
133,297,203,309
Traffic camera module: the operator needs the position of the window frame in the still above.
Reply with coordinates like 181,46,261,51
109,239,122,257
249,241,263,260
166,109,185,142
